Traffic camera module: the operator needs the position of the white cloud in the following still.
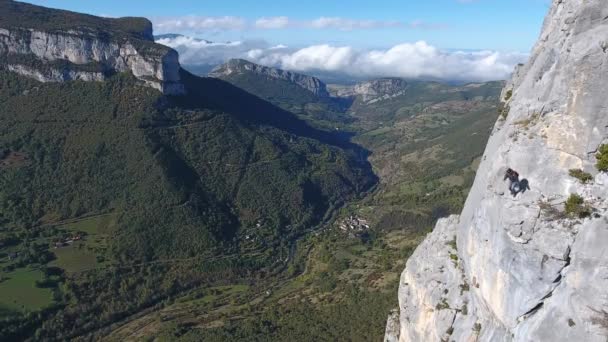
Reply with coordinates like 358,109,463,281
156,35,269,66
153,16,246,32
269,44,289,50
157,36,527,82
308,17,402,31
255,16,290,29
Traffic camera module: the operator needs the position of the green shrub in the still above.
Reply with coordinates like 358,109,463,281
597,144,608,172
499,105,510,120
459,282,470,295
446,236,457,250
564,194,591,218
436,298,449,310
568,169,593,183
504,89,513,101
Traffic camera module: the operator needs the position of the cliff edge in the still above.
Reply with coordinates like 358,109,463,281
0,0,184,95
387,0,608,341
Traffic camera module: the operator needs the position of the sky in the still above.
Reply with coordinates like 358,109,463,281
22,0,552,81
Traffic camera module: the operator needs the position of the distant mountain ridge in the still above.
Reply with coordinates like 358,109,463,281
210,59,416,106
329,78,409,104
209,59,330,98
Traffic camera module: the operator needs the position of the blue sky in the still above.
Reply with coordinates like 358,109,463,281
21,0,551,81
24,0,549,51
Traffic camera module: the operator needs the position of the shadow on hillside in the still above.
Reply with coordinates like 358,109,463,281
172,70,368,154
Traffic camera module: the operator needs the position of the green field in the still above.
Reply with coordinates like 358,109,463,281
50,242,100,273
0,268,54,314
59,213,118,235
49,214,116,272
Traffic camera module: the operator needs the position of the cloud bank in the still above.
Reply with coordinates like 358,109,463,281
157,35,528,82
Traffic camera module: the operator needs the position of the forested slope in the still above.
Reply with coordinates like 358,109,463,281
0,68,375,339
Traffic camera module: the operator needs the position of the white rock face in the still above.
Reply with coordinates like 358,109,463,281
7,64,105,82
389,1,608,341
0,28,184,95
330,78,408,104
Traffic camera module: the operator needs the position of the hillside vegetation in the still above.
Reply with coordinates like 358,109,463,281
216,69,503,230
0,0,153,40
0,69,375,340
216,71,354,130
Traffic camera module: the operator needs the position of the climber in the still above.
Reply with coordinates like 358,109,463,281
504,168,520,196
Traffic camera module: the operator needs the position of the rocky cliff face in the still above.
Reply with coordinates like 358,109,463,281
209,59,330,97
0,1,184,95
330,78,408,104
387,1,608,341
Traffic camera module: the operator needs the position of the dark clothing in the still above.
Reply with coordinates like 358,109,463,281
504,168,522,196
504,168,519,182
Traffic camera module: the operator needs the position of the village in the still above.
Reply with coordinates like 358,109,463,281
336,215,371,237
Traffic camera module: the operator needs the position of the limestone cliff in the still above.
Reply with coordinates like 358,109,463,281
330,78,408,104
209,59,330,97
387,1,608,341
0,0,184,95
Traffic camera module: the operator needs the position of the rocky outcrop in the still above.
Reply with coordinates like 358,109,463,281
0,1,184,95
384,309,401,342
388,1,608,341
209,59,330,97
330,78,408,104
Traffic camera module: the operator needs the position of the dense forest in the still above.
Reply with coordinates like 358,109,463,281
215,67,504,233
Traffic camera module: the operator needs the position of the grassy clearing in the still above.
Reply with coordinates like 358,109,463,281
50,214,117,272
0,268,54,313
60,213,118,235
50,242,100,272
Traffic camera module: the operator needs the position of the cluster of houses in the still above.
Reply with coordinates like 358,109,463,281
337,215,370,236
53,234,82,249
